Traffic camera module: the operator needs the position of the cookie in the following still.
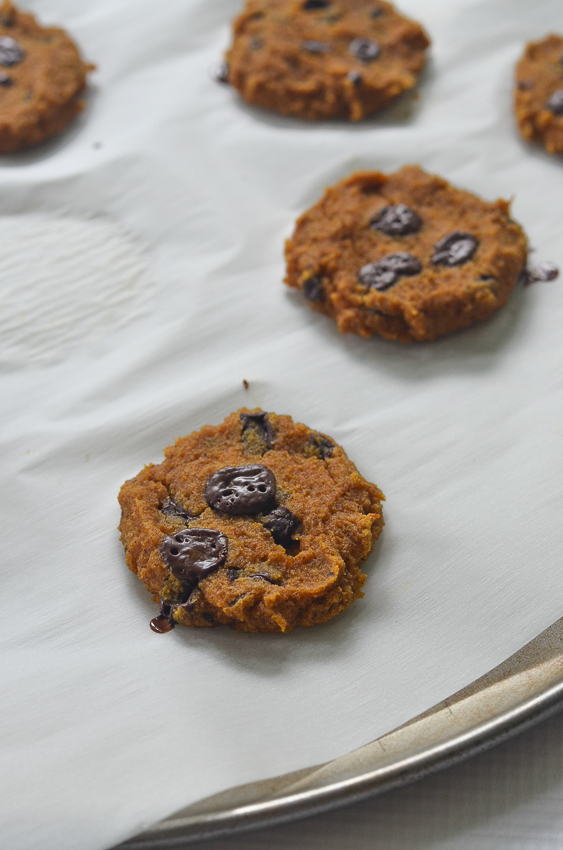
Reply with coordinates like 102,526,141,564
224,0,430,121
118,409,384,634
285,165,528,342
0,1,93,153
515,34,563,155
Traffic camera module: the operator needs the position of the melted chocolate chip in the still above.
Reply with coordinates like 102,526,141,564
371,204,422,237
432,232,479,267
303,275,324,302
161,497,193,522
302,40,330,53
240,410,274,450
349,37,380,63
358,252,422,290
0,71,12,86
547,90,563,115
0,36,23,66
211,61,229,84
348,71,362,86
227,568,240,582
262,506,300,546
309,433,334,459
205,465,276,515
161,528,228,582
303,0,329,8
527,262,559,283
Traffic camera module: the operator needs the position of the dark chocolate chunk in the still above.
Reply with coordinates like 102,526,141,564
348,71,362,86
211,61,229,84
304,0,329,8
303,275,324,302
227,568,240,582
309,432,334,459
161,528,228,582
358,252,422,290
161,497,193,522
240,410,274,450
527,262,559,283
349,37,380,63
302,40,330,53
262,506,300,546
0,36,23,66
205,465,276,515
371,204,422,237
546,89,563,115
432,232,479,267
0,71,12,86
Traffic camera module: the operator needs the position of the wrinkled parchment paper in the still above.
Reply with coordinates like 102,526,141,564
2,0,563,847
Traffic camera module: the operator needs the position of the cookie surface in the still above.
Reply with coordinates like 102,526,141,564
285,165,528,342
225,0,430,121
118,409,384,634
515,34,563,155
0,1,92,153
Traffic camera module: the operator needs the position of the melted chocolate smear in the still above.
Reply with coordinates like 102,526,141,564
526,262,559,284
0,36,23,66
304,0,329,8
349,37,380,63
240,410,274,450
303,275,324,302
309,433,334,459
432,232,478,267
161,528,228,582
262,506,300,546
161,497,193,522
211,61,229,84
371,204,422,237
358,252,422,291
206,465,276,515
302,40,330,53
546,90,563,115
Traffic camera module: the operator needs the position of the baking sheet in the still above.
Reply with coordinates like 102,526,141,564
2,0,563,848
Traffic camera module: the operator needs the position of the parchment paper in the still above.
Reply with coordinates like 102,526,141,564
2,0,563,848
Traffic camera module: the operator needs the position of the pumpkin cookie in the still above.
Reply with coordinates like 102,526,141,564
285,165,528,342
118,409,384,634
224,0,430,121
515,34,563,155
0,1,93,153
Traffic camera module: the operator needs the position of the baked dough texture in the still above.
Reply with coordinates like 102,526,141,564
285,165,528,342
0,1,92,153
118,409,384,634
515,34,563,155
225,0,430,121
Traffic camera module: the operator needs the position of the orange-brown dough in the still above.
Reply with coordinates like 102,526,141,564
118,409,384,634
285,165,528,342
515,34,563,155
225,0,429,121
0,1,93,153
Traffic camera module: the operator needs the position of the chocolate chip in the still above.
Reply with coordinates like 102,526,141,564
161,497,193,522
517,79,534,91
211,61,229,84
349,38,380,63
303,275,324,302
0,36,23,66
240,410,274,450
227,568,240,582
348,71,362,86
432,232,479,267
527,261,559,283
161,528,228,582
546,90,563,115
205,465,276,515
303,0,329,8
228,594,248,607
358,252,422,290
479,274,495,281
0,71,12,86
309,433,334,459
262,506,300,546
370,7,384,17
302,40,330,53
371,204,422,237
249,572,282,584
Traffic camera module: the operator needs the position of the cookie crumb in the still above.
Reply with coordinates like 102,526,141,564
243,379,249,390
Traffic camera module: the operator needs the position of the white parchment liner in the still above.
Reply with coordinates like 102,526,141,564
2,0,563,848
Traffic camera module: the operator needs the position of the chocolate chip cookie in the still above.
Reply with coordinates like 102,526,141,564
224,0,430,121
0,1,93,153
285,165,528,342
515,34,563,155
118,409,384,634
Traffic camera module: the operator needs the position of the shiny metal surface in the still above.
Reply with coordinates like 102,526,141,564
118,618,563,849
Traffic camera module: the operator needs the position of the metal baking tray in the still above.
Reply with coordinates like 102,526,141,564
117,616,563,848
